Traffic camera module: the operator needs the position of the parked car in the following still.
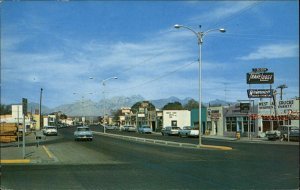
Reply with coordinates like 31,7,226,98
277,125,299,141
42,126,58,136
74,126,93,141
161,126,181,136
289,129,299,141
138,125,152,134
265,130,281,140
124,125,136,132
105,125,118,130
178,126,199,137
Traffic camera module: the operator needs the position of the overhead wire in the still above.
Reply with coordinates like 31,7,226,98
107,60,198,94
96,2,266,96
207,1,263,29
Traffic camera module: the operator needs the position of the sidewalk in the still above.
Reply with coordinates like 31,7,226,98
202,134,299,145
0,133,55,164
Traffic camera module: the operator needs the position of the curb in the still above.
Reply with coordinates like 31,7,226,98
93,131,233,151
1,159,31,164
199,144,233,150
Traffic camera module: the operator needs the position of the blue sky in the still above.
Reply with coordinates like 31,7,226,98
1,1,299,108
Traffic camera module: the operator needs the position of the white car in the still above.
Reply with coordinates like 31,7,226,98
105,125,117,130
161,126,180,136
138,125,152,134
124,125,136,132
74,126,93,141
42,126,58,136
265,130,281,140
178,126,199,137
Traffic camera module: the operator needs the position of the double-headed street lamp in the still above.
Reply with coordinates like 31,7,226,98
90,76,118,133
73,92,93,125
102,77,118,133
174,24,225,147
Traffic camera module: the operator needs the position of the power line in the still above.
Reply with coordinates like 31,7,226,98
218,33,295,41
208,1,262,29
108,60,197,94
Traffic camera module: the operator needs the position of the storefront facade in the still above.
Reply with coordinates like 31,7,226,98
206,106,224,136
163,110,191,129
191,107,207,134
223,104,257,138
257,98,299,131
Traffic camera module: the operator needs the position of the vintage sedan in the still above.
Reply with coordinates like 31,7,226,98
74,126,93,141
178,126,199,137
124,125,136,132
42,126,58,136
138,125,152,134
161,126,180,136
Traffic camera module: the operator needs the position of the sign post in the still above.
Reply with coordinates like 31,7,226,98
246,68,276,134
22,98,27,159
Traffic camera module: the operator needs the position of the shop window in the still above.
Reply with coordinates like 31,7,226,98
226,117,237,132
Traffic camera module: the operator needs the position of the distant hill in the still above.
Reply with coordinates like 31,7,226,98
25,96,234,117
51,95,144,116
27,102,52,114
207,99,235,106
150,96,193,109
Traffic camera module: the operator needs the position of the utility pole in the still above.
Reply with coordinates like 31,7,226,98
277,84,288,100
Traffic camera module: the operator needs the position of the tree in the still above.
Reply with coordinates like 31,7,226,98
162,101,184,110
131,101,156,113
0,104,11,115
111,109,123,123
59,114,68,120
184,99,199,110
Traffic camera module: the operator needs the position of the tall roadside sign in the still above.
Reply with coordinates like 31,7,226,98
246,68,276,131
246,68,274,99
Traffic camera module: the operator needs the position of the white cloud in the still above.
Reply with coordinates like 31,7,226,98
238,43,299,60
188,1,260,26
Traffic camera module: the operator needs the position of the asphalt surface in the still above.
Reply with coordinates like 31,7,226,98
1,126,299,190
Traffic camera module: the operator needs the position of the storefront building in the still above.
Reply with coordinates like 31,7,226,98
257,97,299,131
163,110,191,129
191,107,207,134
223,104,257,138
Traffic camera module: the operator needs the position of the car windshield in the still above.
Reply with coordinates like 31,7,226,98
78,128,90,131
46,127,56,129
172,127,180,130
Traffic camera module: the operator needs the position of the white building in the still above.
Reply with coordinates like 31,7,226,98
257,97,299,131
163,110,191,129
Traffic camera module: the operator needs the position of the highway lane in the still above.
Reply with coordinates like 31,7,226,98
1,126,299,190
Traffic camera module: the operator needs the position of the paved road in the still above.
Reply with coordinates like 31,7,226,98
1,126,299,190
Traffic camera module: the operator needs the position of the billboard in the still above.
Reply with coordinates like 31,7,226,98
246,72,274,84
247,89,274,98
240,103,250,113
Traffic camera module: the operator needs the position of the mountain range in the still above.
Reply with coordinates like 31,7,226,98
27,95,234,117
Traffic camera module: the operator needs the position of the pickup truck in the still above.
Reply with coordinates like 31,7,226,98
178,126,199,137
74,126,93,141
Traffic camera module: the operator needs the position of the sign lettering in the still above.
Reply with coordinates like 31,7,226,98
247,72,274,84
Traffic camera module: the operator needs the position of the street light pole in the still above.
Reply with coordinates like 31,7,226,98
39,88,43,130
73,92,93,126
174,24,225,147
101,77,118,133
